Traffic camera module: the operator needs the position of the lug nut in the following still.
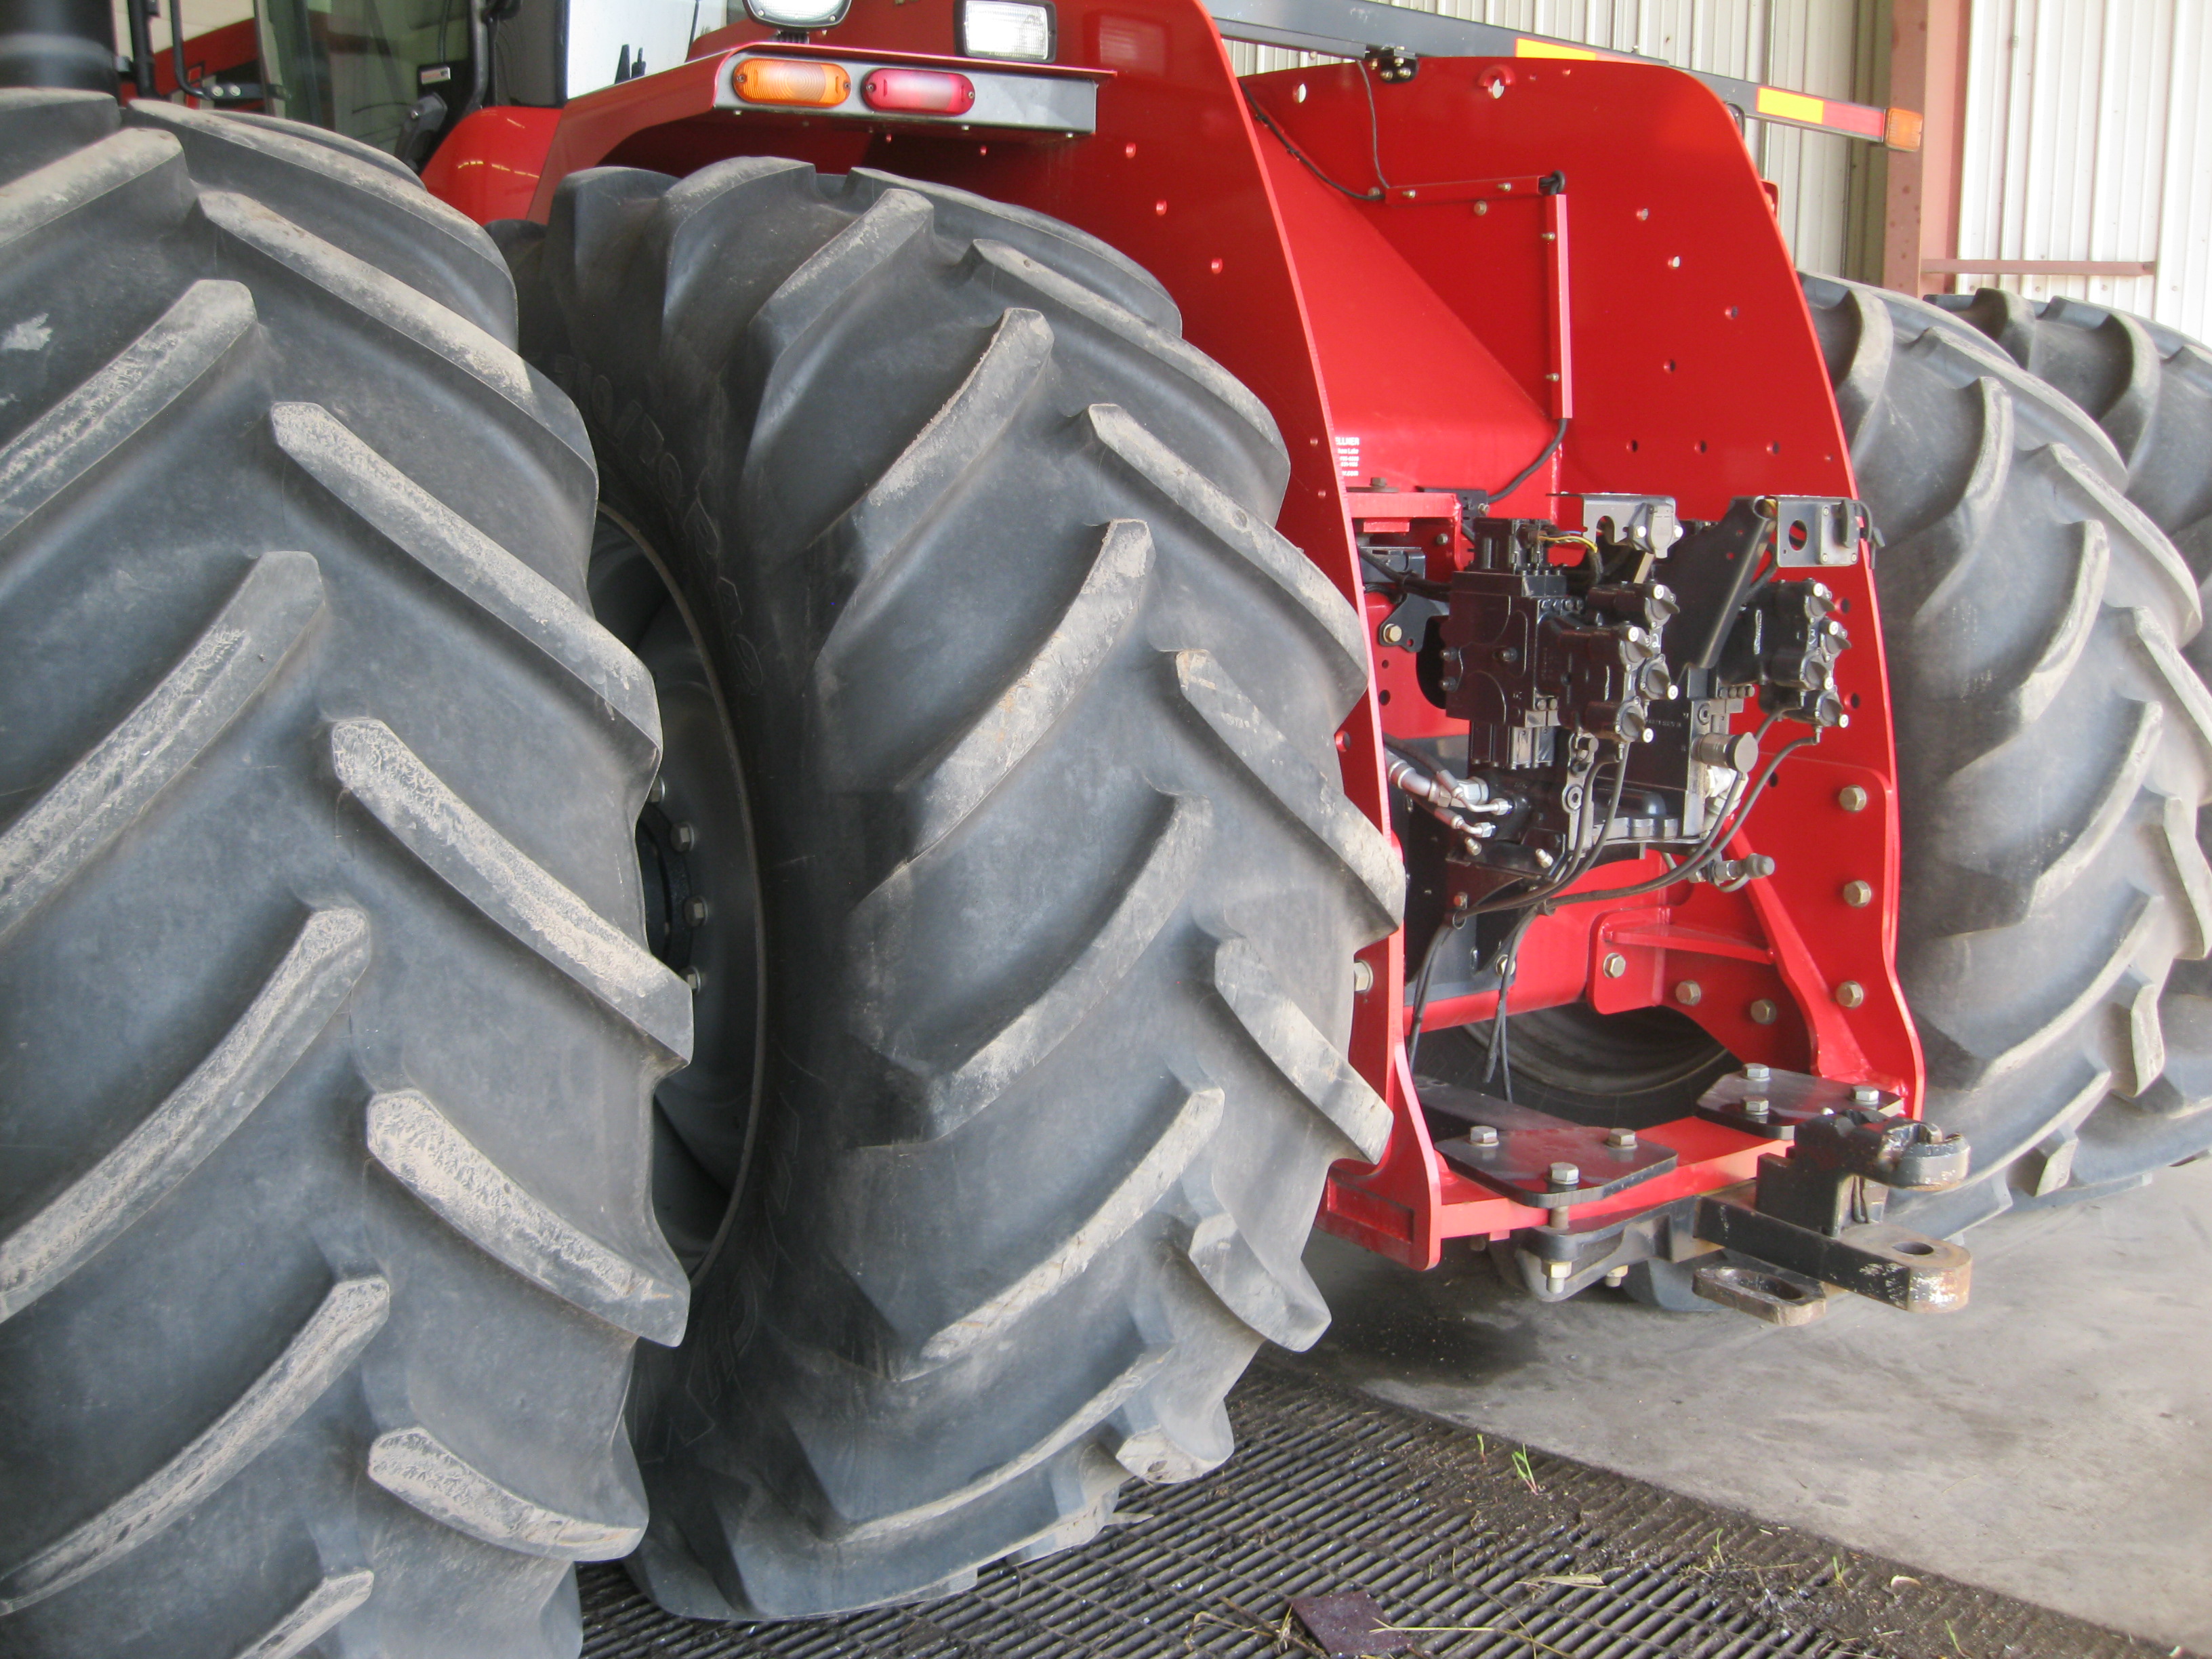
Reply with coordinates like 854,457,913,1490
1853,1084,1882,1106
1748,999,1778,1025
1743,1096,1771,1120
1602,952,1627,979
683,896,711,927
1837,784,1869,813
1605,1128,1637,1150
1835,979,1866,1008
1467,1124,1500,1148
670,821,697,852
1841,880,1873,907
1675,980,1703,1006
1351,960,1374,994
1549,1162,1582,1189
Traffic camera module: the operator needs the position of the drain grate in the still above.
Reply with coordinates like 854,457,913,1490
581,1360,2167,1658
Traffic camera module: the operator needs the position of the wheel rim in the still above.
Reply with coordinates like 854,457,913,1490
587,510,766,1276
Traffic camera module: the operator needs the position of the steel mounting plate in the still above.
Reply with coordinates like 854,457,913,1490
1423,1082,1677,1207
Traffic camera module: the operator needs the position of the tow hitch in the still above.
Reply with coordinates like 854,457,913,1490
1424,1066,1971,1324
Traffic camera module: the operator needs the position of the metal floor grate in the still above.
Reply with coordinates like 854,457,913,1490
580,1359,2165,1658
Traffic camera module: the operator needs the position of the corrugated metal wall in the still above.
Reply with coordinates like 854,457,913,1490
1948,0,2212,339
1225,0,1886,279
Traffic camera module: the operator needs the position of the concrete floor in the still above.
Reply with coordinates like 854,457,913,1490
1290,1160,2212,1656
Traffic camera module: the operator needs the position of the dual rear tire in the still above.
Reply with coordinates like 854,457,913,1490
506,157,1395,1618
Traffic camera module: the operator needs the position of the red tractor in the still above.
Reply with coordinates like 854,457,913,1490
2,0,2205,1650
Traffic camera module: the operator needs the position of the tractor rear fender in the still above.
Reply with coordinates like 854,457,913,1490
447,0,1915,1269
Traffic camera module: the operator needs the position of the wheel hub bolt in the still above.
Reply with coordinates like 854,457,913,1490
1605,1128,1637,1150
1549,1161,1582,1189
1467,1125,1500,1148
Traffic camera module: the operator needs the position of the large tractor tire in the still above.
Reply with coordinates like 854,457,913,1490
1928,287,2212,1178
0,94,687,1658
1801,275,2212,1233
505,159,1398,1618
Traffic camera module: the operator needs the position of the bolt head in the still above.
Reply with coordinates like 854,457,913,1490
1837,784,1870,813
1603,1265,1631,1288
1675,979,1703,1006
1744,1061,1772,1080
1841,880,1874,908
1605,1128,1637,1150
683,896,711,927
1853,1084,1882,1106
647,777,668,804
682,968,701,991
1380,621,1405,645
1351,960,1375,994
669,821,697,852
1451,890,1471,910
1748,999,1778,1025
1835,979,1866,1009
1549,1161,1582,1189
1544,1258,1573,1278
1743,1096,1770,1119
1602,952,1628,979
1468,1124,1500,1148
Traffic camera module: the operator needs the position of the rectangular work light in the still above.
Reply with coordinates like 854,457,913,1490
742,0,853,33
959,0,1054,61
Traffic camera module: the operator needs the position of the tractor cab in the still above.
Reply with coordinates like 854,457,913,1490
129,0,729,161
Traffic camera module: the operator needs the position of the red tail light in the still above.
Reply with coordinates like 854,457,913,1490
860,67,977,115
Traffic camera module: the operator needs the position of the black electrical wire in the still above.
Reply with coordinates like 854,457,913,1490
1403,910,1460,1080
1474,418,1569,513
1418,419,1572,527
1551,721,1815,909
1356,52,1392,194
1475,754,1626,1099
1241,85,1384,202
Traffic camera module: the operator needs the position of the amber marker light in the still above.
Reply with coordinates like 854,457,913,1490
731,57,852,106
861,67,977,115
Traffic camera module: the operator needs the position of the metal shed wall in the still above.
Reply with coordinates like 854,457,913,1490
1225,0,1886,279
1945,0,2211,339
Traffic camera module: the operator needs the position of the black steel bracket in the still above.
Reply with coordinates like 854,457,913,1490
1689,1066,1972,1318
